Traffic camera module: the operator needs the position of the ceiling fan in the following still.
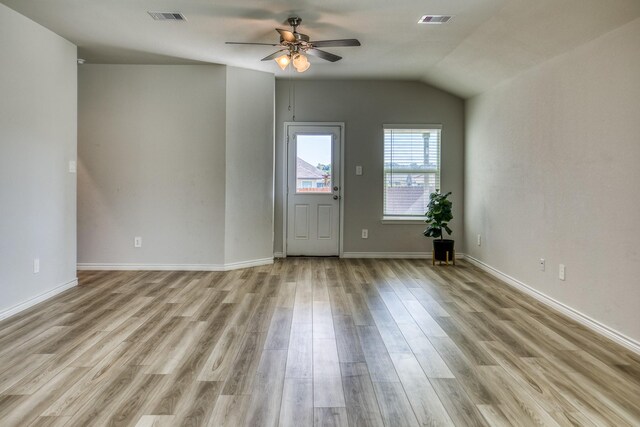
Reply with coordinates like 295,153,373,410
226,17,361,73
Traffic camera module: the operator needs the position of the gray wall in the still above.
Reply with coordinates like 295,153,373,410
78,64,275,268
465,18,640,342
0,4,77,315
275,80,465,255
78,65,228,266
224,67,275,264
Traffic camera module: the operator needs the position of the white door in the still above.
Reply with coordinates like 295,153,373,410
286,125,341,256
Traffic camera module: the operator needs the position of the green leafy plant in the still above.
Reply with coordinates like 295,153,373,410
423,191,453,240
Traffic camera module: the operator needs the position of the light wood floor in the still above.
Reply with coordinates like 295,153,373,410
0,259,639,426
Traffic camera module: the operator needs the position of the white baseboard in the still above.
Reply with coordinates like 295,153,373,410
342,252,465,259
465,255,640,355
275,252,465,260
0,278,78,322
77,257,273,272
223,258,274,270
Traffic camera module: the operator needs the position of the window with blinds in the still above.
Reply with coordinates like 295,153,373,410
383,125,441,218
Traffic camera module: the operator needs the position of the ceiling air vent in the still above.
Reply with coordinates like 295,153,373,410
418,15,452,24
148,12,186,21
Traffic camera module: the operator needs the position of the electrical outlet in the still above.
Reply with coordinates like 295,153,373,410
355,165,363,176
539,258,545,271
559,264,565,280
68,160,77,173
361,229,368,239
477,234,481,246
134,237,142,248
33,258,40,274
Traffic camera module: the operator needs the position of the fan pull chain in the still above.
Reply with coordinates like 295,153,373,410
287,66,296,121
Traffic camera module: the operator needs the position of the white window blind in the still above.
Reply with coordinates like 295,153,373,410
383,125,441,217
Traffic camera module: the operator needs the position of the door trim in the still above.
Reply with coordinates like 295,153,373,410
283,122,345,258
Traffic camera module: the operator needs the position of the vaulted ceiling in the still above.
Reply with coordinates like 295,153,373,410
3,0,639,98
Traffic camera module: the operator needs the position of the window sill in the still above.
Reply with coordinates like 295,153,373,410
381,217,425,225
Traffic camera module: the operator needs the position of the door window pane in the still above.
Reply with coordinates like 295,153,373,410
296,135,332,193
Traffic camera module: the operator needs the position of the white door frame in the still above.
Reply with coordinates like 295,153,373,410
283,122,345,257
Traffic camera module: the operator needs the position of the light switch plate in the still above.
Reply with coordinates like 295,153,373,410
559,264,565,280
355,165,363,175
68,160,77,173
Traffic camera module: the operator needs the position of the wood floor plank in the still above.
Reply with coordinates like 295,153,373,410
313,338,346,408
0,258,637,426
135,415,176,427
390,352,455,426
397,322,454,378
340,362,385,427
313,407,349,427
264,307,294,350
207,395,249,427
429,336,497,404
1,366,88,427
279,378,313,427
334,315,366,364
0,353,54,395
197,324,245,381
431,378,489,427
28,415,72,427
356,325,400,383
476,405,512,427
245,349,287,427
476,365,562,427
220,331,267,396
371,380,419,427
174,380,222,427
285,322,313,379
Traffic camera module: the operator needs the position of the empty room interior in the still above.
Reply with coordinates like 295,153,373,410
1,0,640,425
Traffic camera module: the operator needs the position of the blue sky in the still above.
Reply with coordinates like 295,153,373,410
297,135,332,166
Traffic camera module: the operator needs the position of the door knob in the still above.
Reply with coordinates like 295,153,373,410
333,186,339,191
333,195,339,200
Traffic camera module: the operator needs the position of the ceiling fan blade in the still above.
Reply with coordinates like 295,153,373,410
306,48,342,62
225,42,280,46
261,50,287,61
276,28,296,43
311,39,361,48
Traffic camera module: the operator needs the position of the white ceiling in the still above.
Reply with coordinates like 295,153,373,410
3,0,639,98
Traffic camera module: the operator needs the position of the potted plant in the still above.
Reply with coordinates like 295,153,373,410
423,191,455,265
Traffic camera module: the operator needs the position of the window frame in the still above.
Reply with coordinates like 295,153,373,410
382,124,442,222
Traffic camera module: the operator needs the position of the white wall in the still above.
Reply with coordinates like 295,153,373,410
78,65,228,267
275,80,465,255
225,67,275,265
465,18,640,342
0,4,77,317
78,64,275,269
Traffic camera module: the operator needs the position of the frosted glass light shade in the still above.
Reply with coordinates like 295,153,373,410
294,60,310,72
275,54,290,70
292,53,308,68
292,53,310,72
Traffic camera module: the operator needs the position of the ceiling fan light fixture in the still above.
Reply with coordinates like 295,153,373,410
227,16,359,71
275,54,290,70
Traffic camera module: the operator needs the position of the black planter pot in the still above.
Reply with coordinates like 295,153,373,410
433,239,455,265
